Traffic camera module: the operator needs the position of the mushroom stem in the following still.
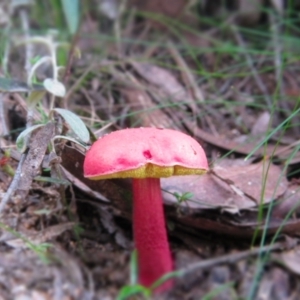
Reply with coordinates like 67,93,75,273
132,178,173,292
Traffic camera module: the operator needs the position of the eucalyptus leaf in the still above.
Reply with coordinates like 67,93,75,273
52,108,90,143
61,0,80,35
0,77,44,93
28,56,52,84
34,176,70,185
52,135,88,147
27,90,46,107
16,124,45,153
43,78,66,97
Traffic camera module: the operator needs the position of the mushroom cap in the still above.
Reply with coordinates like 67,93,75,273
84,128,208,180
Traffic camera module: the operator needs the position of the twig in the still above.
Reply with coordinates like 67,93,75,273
0,5,34,214
2,5,13,75
0,154,26,214
19,6,34,128
19,8,32,78
231,24,273,110
154,241,292,290
269,11,300,136
178,242,283,277
114,0,127,57
62,32,79,84
269,12,283,99
167,41,204,103
166,41,221,136
0,93,9,137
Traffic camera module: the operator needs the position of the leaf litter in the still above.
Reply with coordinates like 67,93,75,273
1,0,300,299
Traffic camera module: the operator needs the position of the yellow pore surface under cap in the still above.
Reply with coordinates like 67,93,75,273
88,163,207,180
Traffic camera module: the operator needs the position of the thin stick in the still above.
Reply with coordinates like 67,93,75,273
231,25,273,110
0,154,26,214
153,241,290,290
177,242,283,278
0,6,33,214
0,93,9,137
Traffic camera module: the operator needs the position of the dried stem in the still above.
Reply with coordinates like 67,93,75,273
0,6,34,215
231,24,273,110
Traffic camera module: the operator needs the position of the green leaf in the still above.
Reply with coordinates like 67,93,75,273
52,108,90,143
61,0,80,35
52,135,88,148
28,56,52,84
34,176,70,185
130,250,138,285
43,78,66,97
0,77,44,93
116,285,151,300
27,90,46,107
16,124,45,153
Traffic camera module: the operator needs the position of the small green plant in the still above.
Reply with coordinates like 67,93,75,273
167,190,194,215
11,32,90,161
0,222,53,264
0,150,14,176
117,250,179,299
117,250,152,300
0,21,89,213
173,191,194,204
201,282,236,300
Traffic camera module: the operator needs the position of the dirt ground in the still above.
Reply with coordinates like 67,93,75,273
1,1,300,299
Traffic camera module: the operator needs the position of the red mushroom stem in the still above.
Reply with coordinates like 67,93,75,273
132,178,173,292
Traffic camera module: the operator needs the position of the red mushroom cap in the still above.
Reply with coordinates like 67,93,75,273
84,127,208,179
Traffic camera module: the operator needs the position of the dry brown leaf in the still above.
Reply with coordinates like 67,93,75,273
270,0,285,14
0,93,10,140
279,245,300,275
251,111,271,137
4,222,75,249
272,184,300,218
122,87,174,128
62,145,300,237
18,122,56,195
63,167,110,202
236,0,263,25
131,62,193,105
60,144,132,216
162,174,254,214
192,127,300,164
213,160,288,204
129,0,187,21
162,159,288,214
256,268,290,299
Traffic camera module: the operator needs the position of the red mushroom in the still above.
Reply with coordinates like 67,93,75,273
83,128,208,292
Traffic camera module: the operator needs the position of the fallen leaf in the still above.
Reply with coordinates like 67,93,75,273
62,145,300,238
60,144,132,215
236,0,263,25
129,0,187,23
213,160,288,204
3,222,75,249
162,159,288,213
272,184,300,218
279,245,300,275
17,122,56,195
131,62,193,105
122,87,175,128
256,267,290,300
162,174,254,213
251,111,271,137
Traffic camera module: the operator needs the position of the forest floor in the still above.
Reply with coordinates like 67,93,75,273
1,1,300,299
